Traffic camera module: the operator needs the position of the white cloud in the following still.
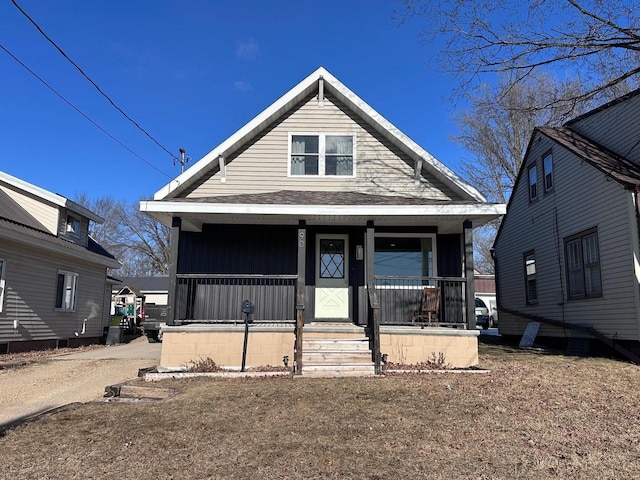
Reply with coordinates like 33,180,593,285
234,80,253,92
236,38,260,60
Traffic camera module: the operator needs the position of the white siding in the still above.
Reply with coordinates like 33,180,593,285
0,184,59,234
185,93,460,200
0,238,109,343
495,131,640,340
569,93,640,164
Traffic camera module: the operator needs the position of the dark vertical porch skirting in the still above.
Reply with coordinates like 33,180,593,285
463,220,475,330
167,217,181,326
366,220,382,374
295,220,306,375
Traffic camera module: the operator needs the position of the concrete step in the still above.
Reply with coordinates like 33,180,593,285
302,339,370,351
300,364,376,377
302,352,372,363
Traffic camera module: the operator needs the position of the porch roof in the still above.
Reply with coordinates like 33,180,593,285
140,190,505,233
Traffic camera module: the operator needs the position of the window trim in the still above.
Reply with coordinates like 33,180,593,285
288,132,356,178
55,270,79,311
543,152,553,192
0,259,5,313
564,227,602,300
528,164,538,202
523,250,538,304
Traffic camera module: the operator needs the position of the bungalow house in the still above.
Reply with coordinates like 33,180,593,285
0,171,120,353
141,67,505,374
493,89,640,350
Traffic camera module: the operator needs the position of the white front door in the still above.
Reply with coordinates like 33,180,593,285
315,234,349,319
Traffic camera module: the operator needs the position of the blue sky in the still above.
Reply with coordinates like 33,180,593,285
0,0,470,204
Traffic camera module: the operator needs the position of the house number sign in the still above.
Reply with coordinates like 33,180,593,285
298,231,305,248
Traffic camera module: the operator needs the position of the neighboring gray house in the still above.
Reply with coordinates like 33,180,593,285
0,171,120,353
493,89,640,346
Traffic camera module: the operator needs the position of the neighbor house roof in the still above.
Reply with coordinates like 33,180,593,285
538,127,640,188
0,216,120,268
114,276,169,292
0,170,105,223
152,67,486,203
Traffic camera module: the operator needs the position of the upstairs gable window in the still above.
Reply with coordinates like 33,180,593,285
66,214,81,237
528,164,538,201
290,134,354,177
543,153,553,191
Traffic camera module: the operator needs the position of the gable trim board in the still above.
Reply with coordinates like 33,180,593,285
152,67,485,203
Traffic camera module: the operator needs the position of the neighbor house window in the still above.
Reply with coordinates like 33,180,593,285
543,153,553,191
55,271,78,310
0,259,5,313
374,234,435,286
565,228,602,299
524,251,537,304
528,165,538,201
66,214,81,237
290,134,354,176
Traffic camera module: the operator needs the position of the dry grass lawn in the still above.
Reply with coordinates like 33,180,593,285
2,339,640,479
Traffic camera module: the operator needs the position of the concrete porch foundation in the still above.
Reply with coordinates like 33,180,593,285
160,324,479,370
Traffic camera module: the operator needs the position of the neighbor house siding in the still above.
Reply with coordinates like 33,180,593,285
0,238,108,344
568,93,640,165
0,184,59,234
184,93,459,201
496,132,640,340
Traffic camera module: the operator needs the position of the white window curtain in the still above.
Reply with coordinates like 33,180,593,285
326,135,353,175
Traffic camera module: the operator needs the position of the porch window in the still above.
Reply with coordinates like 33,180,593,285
565,228,602,299
290,134,354,176
55,271,78,311
374,235,435,284
319,238,345,279
0,259,5,313
543,153,553,191
524,251,537,304
528,164,538,201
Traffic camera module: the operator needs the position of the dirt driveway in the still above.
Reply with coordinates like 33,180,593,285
0,340,160,427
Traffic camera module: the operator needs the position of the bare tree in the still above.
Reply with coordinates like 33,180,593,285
454,74,588,272
456,74,587,204
400,0,640,105
74,194,170,276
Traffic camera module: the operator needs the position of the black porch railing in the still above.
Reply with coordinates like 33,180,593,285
373,276,468,327
175,274,297,323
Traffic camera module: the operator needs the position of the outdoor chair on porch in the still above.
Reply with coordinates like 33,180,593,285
412,287,441,324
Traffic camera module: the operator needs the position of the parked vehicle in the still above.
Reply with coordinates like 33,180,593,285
475,298,491,329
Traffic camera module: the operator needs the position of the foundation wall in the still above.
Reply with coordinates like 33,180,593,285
380,327,479,368
161,325,295,369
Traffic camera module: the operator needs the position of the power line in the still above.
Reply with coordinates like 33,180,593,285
0,43,173,180
11,0,179,162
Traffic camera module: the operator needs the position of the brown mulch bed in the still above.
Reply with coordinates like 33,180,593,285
1,339,640,479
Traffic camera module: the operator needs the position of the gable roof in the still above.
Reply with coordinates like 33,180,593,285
0,170,104,224
152,67,485,203
538,127,640,188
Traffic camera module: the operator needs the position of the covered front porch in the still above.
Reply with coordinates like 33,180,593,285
148,203,496,373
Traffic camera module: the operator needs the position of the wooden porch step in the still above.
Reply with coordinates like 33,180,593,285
302,351,372,363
